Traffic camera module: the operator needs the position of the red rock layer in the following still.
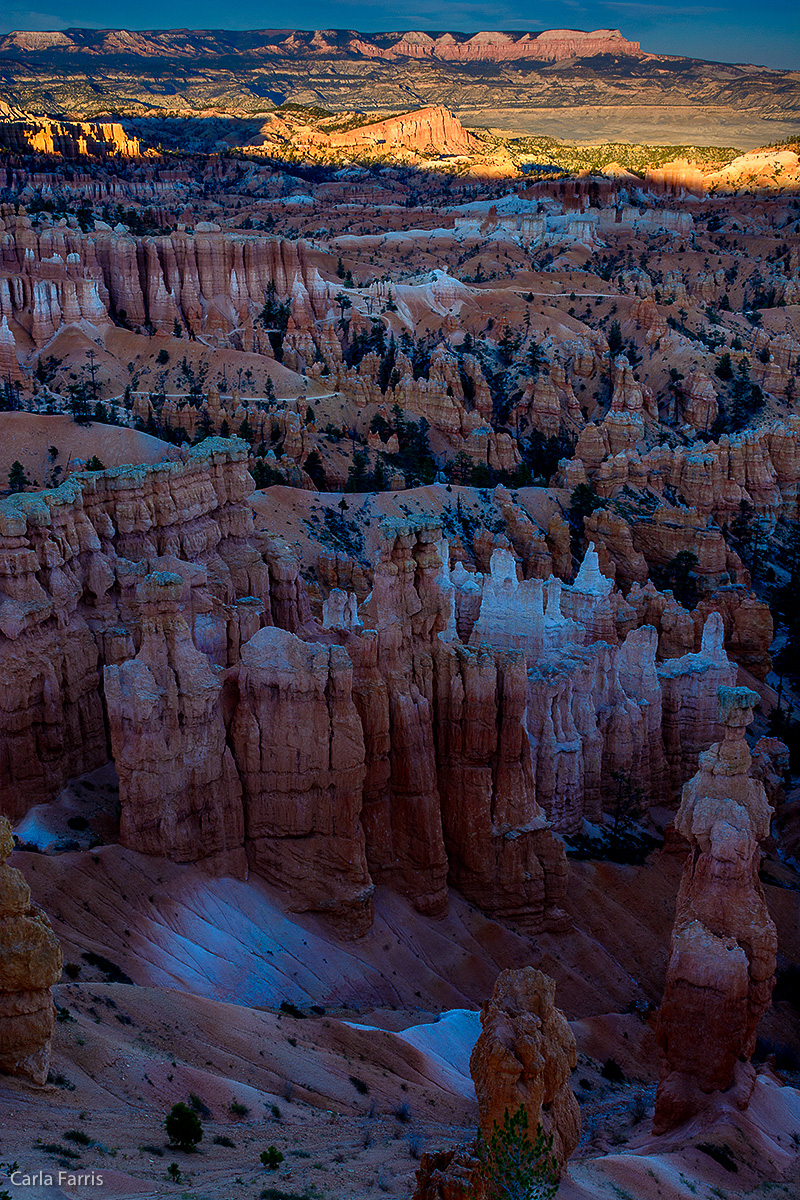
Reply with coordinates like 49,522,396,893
105,570,246,875
231,626,374,936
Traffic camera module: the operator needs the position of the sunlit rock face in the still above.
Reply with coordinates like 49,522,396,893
0,115,146,159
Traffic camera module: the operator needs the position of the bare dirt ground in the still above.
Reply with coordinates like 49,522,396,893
2,786,799,1200
0,414,177,486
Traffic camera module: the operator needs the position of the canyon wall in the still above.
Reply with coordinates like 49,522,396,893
0,208,327,347
0,444,742,936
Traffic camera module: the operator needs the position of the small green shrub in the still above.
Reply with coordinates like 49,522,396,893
476,1105,558,1200
165,1102,202,1150
63,1129,92,1146
260,1146,284,1169
188,1092,210,1117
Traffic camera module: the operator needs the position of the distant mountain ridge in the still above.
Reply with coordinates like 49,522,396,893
0,27,642,62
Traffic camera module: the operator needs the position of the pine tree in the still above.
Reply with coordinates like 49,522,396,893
345,450,370,493
165,1103,202,1151
476,1106,558,1200
372,456,388,491
715,352,734,381
607,320,624,355
8,460,27,493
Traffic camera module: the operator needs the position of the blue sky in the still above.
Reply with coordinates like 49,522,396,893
1,0,798,70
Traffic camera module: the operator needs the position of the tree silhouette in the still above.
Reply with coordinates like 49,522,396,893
8,461,28,493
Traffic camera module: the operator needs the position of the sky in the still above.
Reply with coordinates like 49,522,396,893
0,0,798,70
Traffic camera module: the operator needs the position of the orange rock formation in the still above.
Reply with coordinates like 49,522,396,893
0,115,146,158
471,967,580,1169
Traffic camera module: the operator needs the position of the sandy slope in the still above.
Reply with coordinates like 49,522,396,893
2,817,800,1196
0,414,177,487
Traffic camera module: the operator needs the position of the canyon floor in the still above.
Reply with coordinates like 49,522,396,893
2,781,800,1199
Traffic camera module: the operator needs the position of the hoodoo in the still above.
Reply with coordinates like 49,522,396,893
470,967,580,1170
654,686,777,1132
